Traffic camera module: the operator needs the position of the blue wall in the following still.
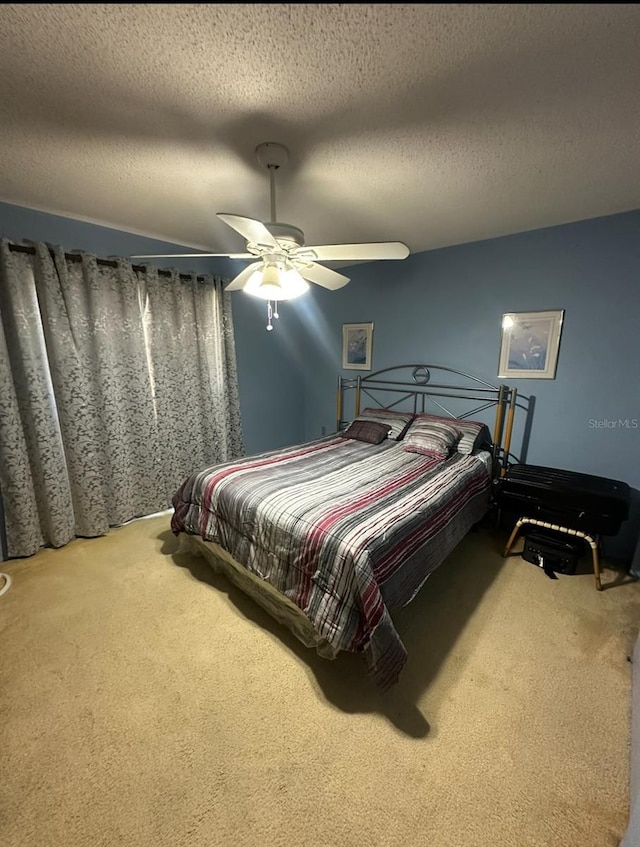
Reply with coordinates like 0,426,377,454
293,209,640,562
0,201,305,455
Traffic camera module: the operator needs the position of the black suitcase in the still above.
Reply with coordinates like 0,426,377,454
522,528,583,577
495,464,630,536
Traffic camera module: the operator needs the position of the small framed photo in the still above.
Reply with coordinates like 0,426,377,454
498,310,564,379
342,322,374,371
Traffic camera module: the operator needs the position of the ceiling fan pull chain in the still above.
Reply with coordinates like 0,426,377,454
273,301,279,319
266,300,274,331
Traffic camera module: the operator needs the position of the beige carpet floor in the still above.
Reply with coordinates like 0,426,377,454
1,514,639,847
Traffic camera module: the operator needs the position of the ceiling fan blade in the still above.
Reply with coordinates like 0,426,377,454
298,262,350,290
217,214,279,249
224,262,262,291
131,253,253,259
299,241,410,262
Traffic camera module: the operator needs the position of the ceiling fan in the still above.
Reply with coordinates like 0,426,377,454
132,142,410,327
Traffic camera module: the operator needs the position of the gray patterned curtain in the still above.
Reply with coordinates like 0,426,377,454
0,240,244,559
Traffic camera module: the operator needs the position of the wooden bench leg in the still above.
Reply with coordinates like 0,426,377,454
591,541,602,591
503,520,523,557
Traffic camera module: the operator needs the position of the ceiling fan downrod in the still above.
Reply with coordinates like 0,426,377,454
269,165,277,223
256,142,289,224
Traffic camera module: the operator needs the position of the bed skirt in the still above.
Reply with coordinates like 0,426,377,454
176,533,340,660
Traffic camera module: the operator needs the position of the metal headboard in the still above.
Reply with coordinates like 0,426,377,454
337,364,517,478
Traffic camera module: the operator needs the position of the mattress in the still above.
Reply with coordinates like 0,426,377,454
171,435,492,690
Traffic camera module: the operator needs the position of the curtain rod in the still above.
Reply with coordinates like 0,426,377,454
6,242,209,282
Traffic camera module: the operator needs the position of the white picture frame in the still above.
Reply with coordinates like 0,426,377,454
342,322,374,371
498,310,565,379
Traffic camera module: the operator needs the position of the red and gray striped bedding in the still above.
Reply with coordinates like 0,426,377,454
171,435,492,690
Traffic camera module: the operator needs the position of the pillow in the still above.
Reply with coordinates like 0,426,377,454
358,407,415,441
402,418,462,459
340,419,391,445
414,413,492,455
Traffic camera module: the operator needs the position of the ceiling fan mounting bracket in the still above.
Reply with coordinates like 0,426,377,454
256,142,289,171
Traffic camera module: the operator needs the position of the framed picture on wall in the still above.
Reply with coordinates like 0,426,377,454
498,309,564,379
342,322,374,371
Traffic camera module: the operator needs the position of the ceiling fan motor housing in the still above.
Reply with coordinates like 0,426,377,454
264,222,305,248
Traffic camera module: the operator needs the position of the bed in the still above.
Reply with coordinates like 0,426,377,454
171,364,517,690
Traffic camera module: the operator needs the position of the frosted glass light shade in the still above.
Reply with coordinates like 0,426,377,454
244,264,310,300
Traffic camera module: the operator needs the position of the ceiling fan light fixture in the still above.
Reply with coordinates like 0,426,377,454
244,262,310,301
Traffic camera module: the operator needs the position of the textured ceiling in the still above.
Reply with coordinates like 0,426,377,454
1,3,640,259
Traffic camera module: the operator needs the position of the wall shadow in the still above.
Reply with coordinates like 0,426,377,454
158,521,506,738
605,486,640,570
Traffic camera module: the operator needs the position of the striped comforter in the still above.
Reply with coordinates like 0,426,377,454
171,435,491,690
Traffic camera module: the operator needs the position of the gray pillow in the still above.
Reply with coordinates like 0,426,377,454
402,419,462,458
414,414,492,455
358,407,415,441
